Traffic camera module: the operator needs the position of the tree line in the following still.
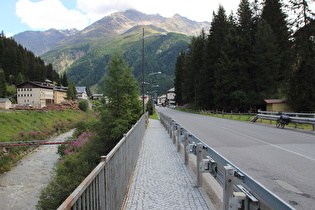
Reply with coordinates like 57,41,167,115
174,0,315,112
37,52,142,209
0,32,68,98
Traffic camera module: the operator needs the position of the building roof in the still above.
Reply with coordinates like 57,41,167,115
264,99,288,104
0,98,11,103
16,81,54,89
75,87,86,93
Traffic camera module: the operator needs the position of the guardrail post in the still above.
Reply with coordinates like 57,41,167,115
196,143,203,187
172,123,176,144
223,165,234,210
176,125,181,152
168,118,172,135
100,156,106,210
184,132,189,165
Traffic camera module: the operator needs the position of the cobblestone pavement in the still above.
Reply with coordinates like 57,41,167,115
123,119,209,210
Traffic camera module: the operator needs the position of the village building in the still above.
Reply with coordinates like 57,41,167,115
166,87,176,106
264,99,295,112
16,81,54,108
0,98,12,109
54,87,67,104
76,87,88,100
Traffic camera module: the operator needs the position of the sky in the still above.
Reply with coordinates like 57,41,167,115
0,0,241,37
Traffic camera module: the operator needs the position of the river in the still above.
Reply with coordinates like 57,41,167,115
0,130,74,210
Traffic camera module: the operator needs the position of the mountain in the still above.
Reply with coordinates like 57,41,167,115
13,10,210,94
13,28,79,55
13,10,210,55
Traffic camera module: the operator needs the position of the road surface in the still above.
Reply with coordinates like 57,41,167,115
158,107,315,209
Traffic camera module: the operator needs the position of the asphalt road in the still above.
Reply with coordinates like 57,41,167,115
158,107,315,210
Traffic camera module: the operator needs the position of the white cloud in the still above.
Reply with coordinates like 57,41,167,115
16,0,89,30
76,0,240,23
6,33,14,38
15,0,241,31
77,0,135,22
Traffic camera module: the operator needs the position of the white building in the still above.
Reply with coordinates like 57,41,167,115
76,87,88,100
0,98,12,109
16,81,54,108
166,87,175,105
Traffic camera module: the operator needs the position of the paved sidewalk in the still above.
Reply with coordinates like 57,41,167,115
123,119,209,209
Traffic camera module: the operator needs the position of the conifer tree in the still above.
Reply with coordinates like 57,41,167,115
99,52,141,141
236,0,256,91
289,20,315,111
66,82,77,100
252,19,280,100
202,5,229,109
174,50,186,105
61,73,68,86
184,30,206,107
262,0,292,86
0,69,7,98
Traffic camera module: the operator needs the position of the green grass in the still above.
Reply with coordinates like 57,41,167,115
0,109,95,173
0,109,92,142
149,111,159,120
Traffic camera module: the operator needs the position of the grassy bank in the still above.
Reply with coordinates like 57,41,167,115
0,109,94,173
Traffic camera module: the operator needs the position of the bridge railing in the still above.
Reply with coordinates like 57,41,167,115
159,112,294,210
252,111,315,131
57,113,148,210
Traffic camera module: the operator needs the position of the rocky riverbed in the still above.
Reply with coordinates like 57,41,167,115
0,130,74,210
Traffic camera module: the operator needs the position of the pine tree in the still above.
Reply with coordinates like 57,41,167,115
289,20,315,111
262,0,292,86
61,73,68,86
183,30,206,107
252,19,280,100
174,50,186,105
0,69,7,97
99,52,141,141
236,0,256,91
66,82,77,100
202,5,229,110
288,0,315,28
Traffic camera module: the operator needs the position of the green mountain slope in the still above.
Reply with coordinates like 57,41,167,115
42,25,191,94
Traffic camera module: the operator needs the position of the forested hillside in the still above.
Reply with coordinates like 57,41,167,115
0,33,63,99
175,0,315,112
42,26,191,94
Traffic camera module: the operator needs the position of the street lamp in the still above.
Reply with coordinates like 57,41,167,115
142,28,167,114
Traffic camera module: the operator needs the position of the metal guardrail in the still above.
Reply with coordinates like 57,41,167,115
159,112,294,210
57,113,148,210
252,111,315,131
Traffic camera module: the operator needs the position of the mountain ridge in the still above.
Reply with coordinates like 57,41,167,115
13,10,210,55
12,10,209,94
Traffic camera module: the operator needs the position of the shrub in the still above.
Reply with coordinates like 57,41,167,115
78,100,89,112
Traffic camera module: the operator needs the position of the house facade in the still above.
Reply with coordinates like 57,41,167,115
54,87,67,104
16,81,54,108
0,98,12,109
264,99,295,112
76,87,88,100
166,88,176,106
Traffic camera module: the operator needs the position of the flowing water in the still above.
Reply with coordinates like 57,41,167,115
0,130,74,210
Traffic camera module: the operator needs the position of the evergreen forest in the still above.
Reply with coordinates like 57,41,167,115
0,33,67,99
174,0,315,112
